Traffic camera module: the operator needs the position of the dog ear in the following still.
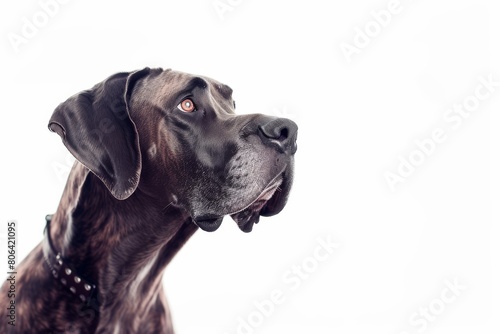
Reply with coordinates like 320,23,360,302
48,68,151,200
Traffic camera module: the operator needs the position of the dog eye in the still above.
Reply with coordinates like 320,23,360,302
177,99,196,113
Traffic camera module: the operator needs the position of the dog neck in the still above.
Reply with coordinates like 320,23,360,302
47,162,198,318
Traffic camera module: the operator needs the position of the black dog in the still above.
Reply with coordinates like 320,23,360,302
0,68,297,333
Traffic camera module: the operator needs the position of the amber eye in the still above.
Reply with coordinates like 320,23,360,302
177,99,196,113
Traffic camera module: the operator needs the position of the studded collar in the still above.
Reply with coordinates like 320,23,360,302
43,214,96,304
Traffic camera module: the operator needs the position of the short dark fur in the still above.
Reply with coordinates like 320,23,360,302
0,68,297,333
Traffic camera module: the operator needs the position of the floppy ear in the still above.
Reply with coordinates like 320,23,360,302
48,68,151,200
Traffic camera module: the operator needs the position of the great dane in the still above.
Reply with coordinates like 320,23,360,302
0,67,297,333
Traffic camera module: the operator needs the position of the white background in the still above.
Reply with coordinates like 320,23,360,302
1,0,499,333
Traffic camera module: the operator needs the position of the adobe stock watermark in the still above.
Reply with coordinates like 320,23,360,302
385,74,499,192
340,0,412,63
51,151,75,184
7,0,72,54
397,278,466,333
223,235,340,334
213,0,243,21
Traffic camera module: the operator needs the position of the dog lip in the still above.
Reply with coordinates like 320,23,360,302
192,176,282,233
250,182,281,207
192,216,224,232
231,176,283,216
229,174,284,232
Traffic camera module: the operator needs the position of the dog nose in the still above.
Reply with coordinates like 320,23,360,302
258,117,298,154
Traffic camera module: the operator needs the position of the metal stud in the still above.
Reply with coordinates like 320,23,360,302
84,284,91,291
52,269,58,277
61,278,67,285
65,268,72,275
79,294,86,302
70,287,76,294
74,276,81,284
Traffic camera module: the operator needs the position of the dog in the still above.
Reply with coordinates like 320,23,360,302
0,67,297,333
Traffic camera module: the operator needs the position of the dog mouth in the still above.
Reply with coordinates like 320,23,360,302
230,171,292,233
192,179,282,233
193,168,293,233
229,183,281,232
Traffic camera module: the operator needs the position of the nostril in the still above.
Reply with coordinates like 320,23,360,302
278,128,289,141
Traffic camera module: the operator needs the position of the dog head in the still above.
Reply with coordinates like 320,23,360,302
49,68,297,233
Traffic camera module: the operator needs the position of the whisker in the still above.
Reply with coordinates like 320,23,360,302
162,201,174,212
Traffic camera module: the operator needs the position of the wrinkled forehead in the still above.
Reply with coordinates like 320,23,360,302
136,69,233,107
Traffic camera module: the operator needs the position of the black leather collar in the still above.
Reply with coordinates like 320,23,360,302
43,214,96,304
